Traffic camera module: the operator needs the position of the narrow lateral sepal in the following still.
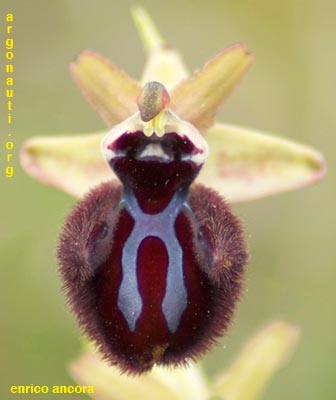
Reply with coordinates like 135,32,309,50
196,122,326,202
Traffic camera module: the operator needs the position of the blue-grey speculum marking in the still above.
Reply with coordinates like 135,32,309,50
117,190,188,333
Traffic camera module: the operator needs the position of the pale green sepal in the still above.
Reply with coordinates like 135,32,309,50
213,321,300,400
150,363,210,400
70,50,141,127
69,351,210,400
131,6,164,52
197,123,326,202
171,44,253,131
141,49,189,90
132,6,189,89
20,132,110,198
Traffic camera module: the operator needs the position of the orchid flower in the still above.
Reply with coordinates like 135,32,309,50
20,6,324,397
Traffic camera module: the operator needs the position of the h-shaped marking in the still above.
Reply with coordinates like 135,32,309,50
117,190,188,333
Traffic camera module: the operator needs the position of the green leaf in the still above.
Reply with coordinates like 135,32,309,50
132,6,189,90
213,321,300,400
69,351,210,400
171,44,253,131
20,132,109,197
197,123,326,202
70,50,141,127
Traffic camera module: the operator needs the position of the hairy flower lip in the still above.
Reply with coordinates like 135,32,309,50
58,178,248,373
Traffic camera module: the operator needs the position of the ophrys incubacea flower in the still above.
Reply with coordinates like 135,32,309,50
20,7,325,375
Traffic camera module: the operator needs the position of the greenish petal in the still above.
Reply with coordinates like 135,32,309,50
20,132,109,197
213,321,300,400
171,44,253,131
132,6,189,90
70,50,141,127
196,123,326,202
69,351,210,400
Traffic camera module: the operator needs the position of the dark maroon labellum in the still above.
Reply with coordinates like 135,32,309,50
58,87,248,374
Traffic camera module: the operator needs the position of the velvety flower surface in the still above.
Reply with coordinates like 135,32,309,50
57,78,249,372
20,6,324,377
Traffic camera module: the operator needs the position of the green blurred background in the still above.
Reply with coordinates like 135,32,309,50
0,0,334,398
